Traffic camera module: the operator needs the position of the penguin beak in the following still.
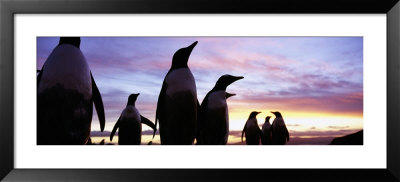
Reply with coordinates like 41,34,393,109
234,76,244,81
186,41,198,53
228,76,244,85
226,92,236,98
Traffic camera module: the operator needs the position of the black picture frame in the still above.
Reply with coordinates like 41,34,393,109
1,0,399,181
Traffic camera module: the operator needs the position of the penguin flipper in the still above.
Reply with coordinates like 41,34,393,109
141,115,157,138
110,117,120,141
91,72,106,132
285,127,290,142
241,123,247,143
155,81,167,132
37,67,44,88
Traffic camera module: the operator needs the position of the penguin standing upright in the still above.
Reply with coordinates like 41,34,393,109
270,111,290,145
197,74,244,145
110,94,157,145
196,91,236,145
37,37,105,145
241,111,263,145
155,41,199,145
261,116,272,145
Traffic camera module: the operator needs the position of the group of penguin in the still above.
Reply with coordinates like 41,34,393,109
37,37,290,145
242,111,290,145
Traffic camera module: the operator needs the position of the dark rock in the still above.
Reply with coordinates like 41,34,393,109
330,130,363,145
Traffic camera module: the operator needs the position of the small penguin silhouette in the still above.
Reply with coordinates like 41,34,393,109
270,111,290,145
110,93,157,145
242,111,263,145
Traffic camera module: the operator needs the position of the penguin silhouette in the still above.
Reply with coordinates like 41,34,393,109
110,93,157,145
241,111,263,145
270,111,290,145
37,37,105,145
197,74,243,145
155,41,199,145
261,116,272,145
196,91,236,145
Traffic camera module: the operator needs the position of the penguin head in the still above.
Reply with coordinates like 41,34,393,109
214,74,244,91
225,92,236,99
248,111,261,119
127,93,140,106
171,41,198,70
271,111,283,118
58,37,81,48
265,116,271,123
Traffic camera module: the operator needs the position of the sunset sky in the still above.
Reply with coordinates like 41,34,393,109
37,37,363,144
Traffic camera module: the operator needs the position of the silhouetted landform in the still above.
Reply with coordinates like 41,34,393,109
232,137,336,145
92,129,360,145
330,130,363,145
91,130,158,137
90,131,359,145
287,129,360,138
86,138,111,145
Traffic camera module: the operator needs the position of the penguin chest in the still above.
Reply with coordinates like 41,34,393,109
160,68,197,144
38,44,92,99
272,118,285,130
120,106,141,129
203,91,229,144
271,118,288,144
37,45,93,144
261,123,272,144
165,68,197,98
206,91,229,124
246,119,258,131
118,106,142,144
245,119,260,144
163,68,198,125
262,123,271,133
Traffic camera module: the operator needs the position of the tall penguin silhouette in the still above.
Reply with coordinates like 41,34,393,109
241,111,263,145
261,116,272,145
37,37,105,145
110,93,157,145
197,74,243,145
155,41,199,145
270,111,290,145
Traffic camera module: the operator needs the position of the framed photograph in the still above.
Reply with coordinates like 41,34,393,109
1,0,399,181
